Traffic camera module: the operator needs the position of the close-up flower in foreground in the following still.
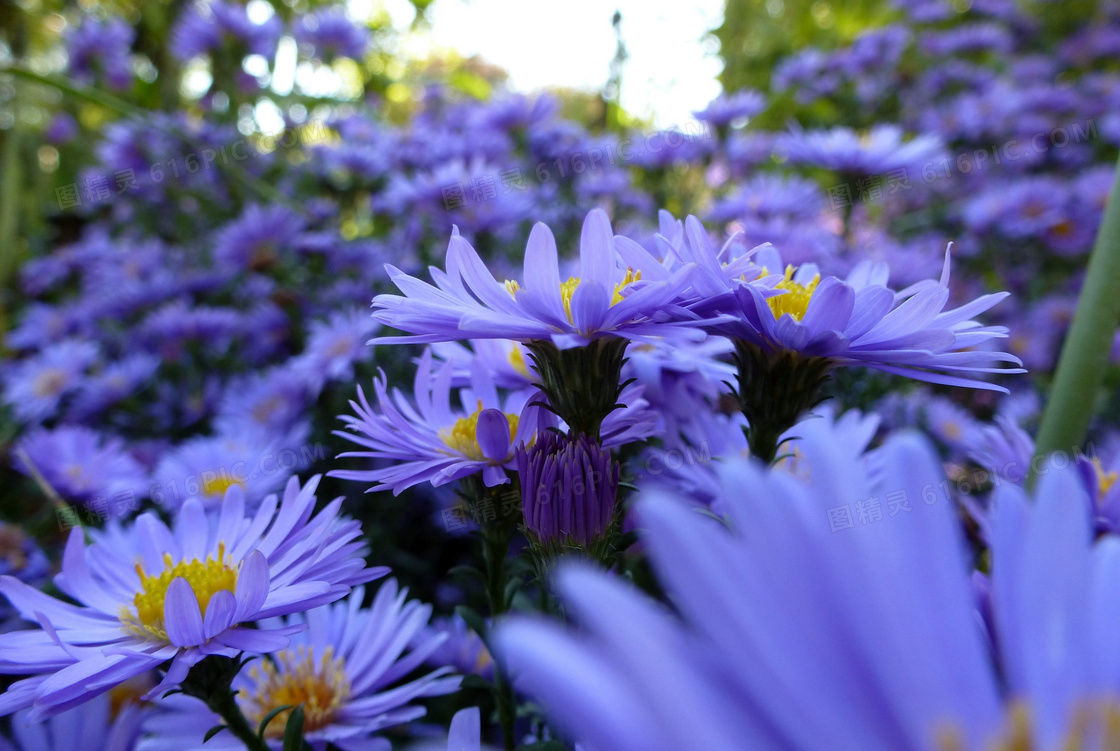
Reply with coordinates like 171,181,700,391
496,430,1120,750
0,476,382,719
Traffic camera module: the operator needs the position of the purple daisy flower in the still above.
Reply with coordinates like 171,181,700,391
688,233,1023,392
138,581,459,750
497,430,1120,749
693,90,767,127
1,690,144,751
294,9,370,61
15,426,149,507
414,614,493,679
211,205,307,277
65,17,134,91
371,209,698,349
171,0,281,61
291,309,380,390
776,124,945,176
151,422,311,511
2,339,101,424
330,349,548,494
0,475,382,720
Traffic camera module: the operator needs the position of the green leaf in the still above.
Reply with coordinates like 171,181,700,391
459,673,493,691
455,605,490,640
282,705,306,751
202,725,227,744
447,565,487,584
257,704,293,739
503,577,523,609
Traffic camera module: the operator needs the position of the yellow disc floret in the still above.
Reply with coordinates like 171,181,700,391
241,646,351,738
765,265,820,322
509,345,532,377
122,544,237,641
439,400,520,461
505,270,642,325
203,474,245,499
1093,457,1118,499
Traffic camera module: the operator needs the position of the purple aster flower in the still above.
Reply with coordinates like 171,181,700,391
15,427,149,508
709,173,825,224
497,429,1120,749
1,691,144,751
65,17,134,91
138,580,459,749
688,234,1023,391
212,367,313,437
0,475,382,719
291,309,380,390
919,23,1015,56
693,90,767,127
2,339,100,424
517,431,620,552
371,209,698,349
43,113,79,146
69,355,161,421
171,0,282,61
966,414,1035,487
414,614,493,679
151,422,311,511
776,124,944,176
330,349,548,494
6,304,74,352
135,302,244,363
922,396,983,456
212,205,306,277
295,9,370,61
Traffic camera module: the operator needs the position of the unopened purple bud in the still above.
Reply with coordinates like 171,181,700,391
517,431,619,548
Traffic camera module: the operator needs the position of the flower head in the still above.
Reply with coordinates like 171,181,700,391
372,209,698,349
0,475,382,719
497,430,1120,750
15,426,149,507
141,581,459,749
331,349,547,494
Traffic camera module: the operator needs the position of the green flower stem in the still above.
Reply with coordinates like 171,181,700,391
180,655,271,751
1030,152,1120,487
208,683,272,751
482,523,518,750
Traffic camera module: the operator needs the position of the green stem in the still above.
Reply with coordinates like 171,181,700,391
0,126,21,343
481,524,517,751
207,684,272,751
1030,151,1120,487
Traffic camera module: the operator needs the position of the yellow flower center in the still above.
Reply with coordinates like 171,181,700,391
509,345,532,377
1093,457,1118,498
203,474,246,499
764,265,820,322
241,647,350,738
938,699,1120,751
439,400,520,461
505,270,642,325
121,544,237,641
32,368,69,397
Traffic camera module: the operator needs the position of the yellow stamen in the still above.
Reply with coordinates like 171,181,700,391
439,400,520,461
1093,457,1118,498
203,474,245,499
505,270,642,325
241,646,350,738
121,543,237,641
509,345,532,377
764,265,820,322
